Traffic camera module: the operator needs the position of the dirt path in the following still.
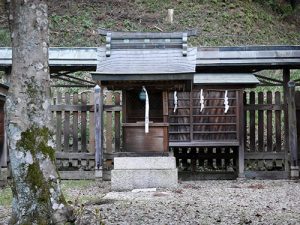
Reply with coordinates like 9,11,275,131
1,180,300,225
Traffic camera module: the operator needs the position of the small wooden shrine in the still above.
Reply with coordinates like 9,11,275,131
91,31,259,178
92,31,197,154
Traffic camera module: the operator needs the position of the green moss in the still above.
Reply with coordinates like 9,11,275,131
27,162,51,204
17,126,55,162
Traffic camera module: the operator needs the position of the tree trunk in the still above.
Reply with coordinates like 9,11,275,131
7,1,74,224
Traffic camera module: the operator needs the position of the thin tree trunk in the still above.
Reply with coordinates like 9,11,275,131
7,1,74,224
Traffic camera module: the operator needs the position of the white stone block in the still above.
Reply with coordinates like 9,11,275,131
111,169,178,191
114,157,176,170
132,188,157,193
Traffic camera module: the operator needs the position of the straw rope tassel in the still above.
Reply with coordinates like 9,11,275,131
200,89,204,112
173,91,178,113
224,90,229,114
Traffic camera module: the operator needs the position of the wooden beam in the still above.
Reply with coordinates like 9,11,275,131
56,152,95,160
91,73,194,81
63,74,96,85
114,92,121,152
94,85,103,170
238,90,245,178
50,104,121,112
254,74,283,84
97,29,198,38
245,152,285,160
179,171,236,181
55,92,62,152
245,171,289,180
169,141,240,147
89,94,95,153
244,104,283,110
283,69,290,172
287,81,299,179
0,128,7,168
104,152,170,159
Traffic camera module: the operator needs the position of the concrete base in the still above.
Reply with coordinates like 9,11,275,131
290,166,299,179
95,168,103,180
111,157,178,191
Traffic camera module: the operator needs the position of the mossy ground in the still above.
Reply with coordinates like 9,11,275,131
0,186,12,207
0,180,95,207
0,0,299,89
0,0,299,47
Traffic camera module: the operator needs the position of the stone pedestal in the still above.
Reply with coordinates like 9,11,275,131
111,157,178,191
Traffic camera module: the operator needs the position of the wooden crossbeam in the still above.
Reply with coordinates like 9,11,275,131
254,74,283,84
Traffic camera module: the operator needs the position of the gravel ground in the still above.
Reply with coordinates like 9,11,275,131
1,180,300,225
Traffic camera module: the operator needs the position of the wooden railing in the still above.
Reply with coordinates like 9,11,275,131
244,91,287,173
51,90,121,179
50,89,299,179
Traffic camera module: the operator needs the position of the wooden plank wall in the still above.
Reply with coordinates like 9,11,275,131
51,90,121,179
169,90,238,142
169,89,239,172
244,91,286,171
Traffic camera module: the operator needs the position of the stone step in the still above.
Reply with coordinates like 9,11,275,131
114,157,176,170
111,169,178,191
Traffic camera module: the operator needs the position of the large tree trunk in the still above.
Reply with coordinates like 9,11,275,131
7,1,74,224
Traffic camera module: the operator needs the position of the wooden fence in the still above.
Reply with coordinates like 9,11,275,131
296,91,300,166
243,91,289,178
51,90,121,179
50,90,300,180
168,90,240,179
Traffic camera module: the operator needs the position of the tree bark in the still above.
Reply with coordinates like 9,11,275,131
7,1,74,224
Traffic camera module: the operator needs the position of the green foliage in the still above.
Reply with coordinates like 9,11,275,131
254,0,294,15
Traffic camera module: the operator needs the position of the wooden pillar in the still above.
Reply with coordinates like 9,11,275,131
94,85,103,178
238,90,245,178
287,81,299,179
0,68,9,185
162,91,169,123
114,92,121,152
0,128,8,185
283,69,290,172
0,129,7,168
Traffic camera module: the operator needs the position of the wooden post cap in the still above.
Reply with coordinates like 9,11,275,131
288,80,296,87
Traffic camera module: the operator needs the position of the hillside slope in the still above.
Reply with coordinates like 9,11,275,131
0,0,299,47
